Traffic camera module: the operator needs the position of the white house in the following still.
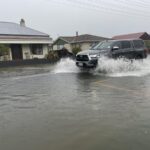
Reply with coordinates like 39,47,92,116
0,19,52,61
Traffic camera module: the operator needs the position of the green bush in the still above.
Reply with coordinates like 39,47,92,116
45,51,59,60
144,40,150,48
0,44,9,56
72,47,82,55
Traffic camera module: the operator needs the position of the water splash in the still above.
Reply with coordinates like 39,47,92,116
52,56,150,77
96,56,150,77
53,58,80,74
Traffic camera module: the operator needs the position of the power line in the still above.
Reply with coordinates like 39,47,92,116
106,0,150,9
65,0,150,17
125,0,150,7
49,0,150,20
87,0,150,14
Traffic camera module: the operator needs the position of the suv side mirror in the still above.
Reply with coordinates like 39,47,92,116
112,46,119,51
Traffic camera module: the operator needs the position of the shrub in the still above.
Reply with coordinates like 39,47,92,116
144,40,150,53
45,51,59,60
0,44,9,56
72,47,82,55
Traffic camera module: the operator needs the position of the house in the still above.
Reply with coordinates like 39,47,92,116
0,19,52,61
112,32,150,40
52,33,109,52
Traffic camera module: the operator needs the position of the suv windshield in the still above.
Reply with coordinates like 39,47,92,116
92,41,113,50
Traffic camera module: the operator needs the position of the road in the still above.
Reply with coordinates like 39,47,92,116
0,58,150,150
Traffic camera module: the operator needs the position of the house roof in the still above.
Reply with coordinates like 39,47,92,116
60,36,75,43
57,34,109,44
0,22,49,37
112,32,150,40
0,21,52,44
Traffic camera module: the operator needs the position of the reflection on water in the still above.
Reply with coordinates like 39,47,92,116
0,59,150,150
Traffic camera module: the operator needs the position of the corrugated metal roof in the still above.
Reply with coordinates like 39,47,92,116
0,22,49,37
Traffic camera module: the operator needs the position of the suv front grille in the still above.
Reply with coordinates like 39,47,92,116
76,55,89,61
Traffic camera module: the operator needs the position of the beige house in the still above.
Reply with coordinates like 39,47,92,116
52,34,109,52
0,19,52,61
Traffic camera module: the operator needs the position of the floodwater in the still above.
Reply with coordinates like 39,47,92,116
0,57,150,150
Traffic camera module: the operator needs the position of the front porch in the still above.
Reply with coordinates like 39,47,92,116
0,44,49,61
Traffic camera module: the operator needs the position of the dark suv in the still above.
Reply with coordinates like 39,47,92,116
76,39,147,68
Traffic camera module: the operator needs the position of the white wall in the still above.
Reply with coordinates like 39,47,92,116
22,44,31,59
0,44,49,61
53,45,58,51
53,43,72,52
80,43,91,51
64,44,72,52
9,47,12,61
11,44,49,60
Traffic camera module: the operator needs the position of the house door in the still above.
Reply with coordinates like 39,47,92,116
11,44,23,60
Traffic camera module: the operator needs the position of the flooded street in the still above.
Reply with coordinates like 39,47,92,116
1,58,150,150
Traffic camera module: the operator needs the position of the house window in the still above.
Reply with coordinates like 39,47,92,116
31,44,43,55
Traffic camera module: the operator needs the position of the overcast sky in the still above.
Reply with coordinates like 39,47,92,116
0,0,150,39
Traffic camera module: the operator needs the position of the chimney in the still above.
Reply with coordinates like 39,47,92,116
76,31,79,37
20,18,25,27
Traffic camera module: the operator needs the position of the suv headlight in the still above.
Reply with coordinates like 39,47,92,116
89,54,98,59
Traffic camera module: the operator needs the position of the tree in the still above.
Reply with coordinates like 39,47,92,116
0,44,9,56
72,47,82,55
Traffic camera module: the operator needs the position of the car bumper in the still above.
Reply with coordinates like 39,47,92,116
76,59,98,68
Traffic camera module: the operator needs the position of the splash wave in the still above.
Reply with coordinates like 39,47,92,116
53,58,79,74
52,56,150,77
96,56,150,77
